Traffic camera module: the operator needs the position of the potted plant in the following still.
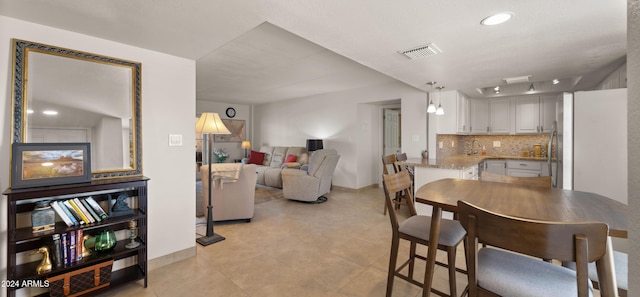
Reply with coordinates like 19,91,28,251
213,149,229,163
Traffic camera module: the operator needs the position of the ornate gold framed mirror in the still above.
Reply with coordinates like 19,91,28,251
11,39,142,180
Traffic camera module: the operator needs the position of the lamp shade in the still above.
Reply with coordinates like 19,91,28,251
306,139,323,152
196,112,231,135
241,141,251,149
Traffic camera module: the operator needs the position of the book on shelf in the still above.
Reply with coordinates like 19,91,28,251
72,198,95,224
62,200,85,225
50,234,63,268
56,201,79,226
50,201,74,227
85,196,109,220
68,231,76,264
66,200,90,224
80,198,101,222
76,229,83,262
61,232,69,265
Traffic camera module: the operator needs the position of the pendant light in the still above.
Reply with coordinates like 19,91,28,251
426,81,437,113
435,86,445,115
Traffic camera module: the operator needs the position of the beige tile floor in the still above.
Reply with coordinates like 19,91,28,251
100,187,600,297
101,187,469,297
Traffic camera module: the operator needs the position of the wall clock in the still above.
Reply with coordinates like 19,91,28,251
225,107,236,118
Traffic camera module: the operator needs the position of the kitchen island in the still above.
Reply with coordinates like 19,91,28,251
400,154,551,215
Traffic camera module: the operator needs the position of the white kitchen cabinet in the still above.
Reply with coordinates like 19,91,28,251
489,98,511,134
506,160,543,177
484,160,506,175
436,90,469,134
457,92,469,133
514,95,558,134
469,99,489,134
514,96,541,133
413,164,479,217
539,95,558,133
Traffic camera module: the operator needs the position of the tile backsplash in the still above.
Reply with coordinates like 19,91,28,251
436,134,552,158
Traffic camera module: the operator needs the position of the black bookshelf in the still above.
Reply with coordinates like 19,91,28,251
4,177,149,297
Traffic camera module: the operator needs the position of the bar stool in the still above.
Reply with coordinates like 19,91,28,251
383,171,466,297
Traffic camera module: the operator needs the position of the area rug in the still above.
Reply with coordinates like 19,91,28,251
196,182,284,217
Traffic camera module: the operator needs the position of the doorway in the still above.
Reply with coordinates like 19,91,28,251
383,107,401,156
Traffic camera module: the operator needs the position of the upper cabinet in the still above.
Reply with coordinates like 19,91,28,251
468,98,510,134
436,90,469,134
435,92,559,135
488,98,511,134
514,95,558,134
469,99,489,134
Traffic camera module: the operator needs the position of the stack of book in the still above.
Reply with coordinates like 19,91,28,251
49,230,86,267
49,197,109,227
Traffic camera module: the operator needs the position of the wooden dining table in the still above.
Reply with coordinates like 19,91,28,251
415,178,627,297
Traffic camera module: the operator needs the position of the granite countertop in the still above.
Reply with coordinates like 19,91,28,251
401,154,550,170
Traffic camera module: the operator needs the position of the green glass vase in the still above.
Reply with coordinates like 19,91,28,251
94,230,116,252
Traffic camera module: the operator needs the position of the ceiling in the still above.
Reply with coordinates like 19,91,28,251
0,0,627,104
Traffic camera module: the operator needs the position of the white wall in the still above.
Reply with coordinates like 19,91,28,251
0,16,197,286
628,1,639,294
253,81,426,189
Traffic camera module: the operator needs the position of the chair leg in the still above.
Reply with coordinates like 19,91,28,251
409,241,417,279
447,246,457,297
383,199,388,215
386,236,400,297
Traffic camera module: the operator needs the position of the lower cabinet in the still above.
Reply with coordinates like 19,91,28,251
413,165,478,217
506,160,544,177
484,160,506,175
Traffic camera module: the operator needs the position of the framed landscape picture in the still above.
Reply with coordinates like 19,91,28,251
11,142,92,189
214,119,246,142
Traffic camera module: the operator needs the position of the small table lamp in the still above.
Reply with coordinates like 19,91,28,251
306,139,323,152
241,141,251,158
195,112,231,246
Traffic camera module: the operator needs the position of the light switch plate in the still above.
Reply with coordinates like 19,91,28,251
493,141,501,147
169,134,183,146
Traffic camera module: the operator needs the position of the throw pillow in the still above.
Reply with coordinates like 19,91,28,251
247,150,265,165
284,154,297,163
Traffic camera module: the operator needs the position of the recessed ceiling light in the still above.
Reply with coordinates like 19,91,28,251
481,13,512,26
43,110,58,115
552,79,560,84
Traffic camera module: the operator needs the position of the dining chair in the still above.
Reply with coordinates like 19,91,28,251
563,250,628,297
457,200,609,297
480,171,552,188
382,154,404,215
383,171,466,297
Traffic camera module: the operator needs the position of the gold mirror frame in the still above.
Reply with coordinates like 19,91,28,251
11,39,142,179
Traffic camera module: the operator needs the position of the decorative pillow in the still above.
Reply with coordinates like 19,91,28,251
281,162,301,169
247,150,265,165
284,154,298,163
298,153,309,165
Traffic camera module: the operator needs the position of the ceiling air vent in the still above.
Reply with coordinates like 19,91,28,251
398,43,442,59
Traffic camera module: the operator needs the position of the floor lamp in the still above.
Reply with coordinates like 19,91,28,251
195,112,231,246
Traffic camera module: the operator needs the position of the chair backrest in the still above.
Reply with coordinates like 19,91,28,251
480,171,552,188
395,153,409,173
382,171,417,229
457,200,609,296
382,154,398,175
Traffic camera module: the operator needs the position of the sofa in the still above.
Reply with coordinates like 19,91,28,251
245,146,309,188
282,149,340,202
200,164,257,222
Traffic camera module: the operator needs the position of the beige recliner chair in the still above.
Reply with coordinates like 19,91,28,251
281,149,340,202
200,164,257,222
